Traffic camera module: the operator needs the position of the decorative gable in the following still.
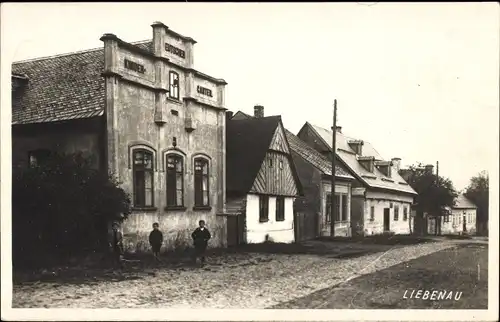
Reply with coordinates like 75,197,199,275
269,123,290,154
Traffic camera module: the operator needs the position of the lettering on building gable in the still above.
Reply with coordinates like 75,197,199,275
124,59,146,74
197,85,213,97
165,43,186,59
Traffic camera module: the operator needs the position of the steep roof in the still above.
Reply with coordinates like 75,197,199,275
11,40,151,125
453,194,477,209
303,123,417,195
285,129,353,179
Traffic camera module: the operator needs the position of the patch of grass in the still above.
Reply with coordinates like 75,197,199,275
442,234,473,240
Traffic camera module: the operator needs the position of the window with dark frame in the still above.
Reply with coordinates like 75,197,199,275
28,149,51,167
444,215,450,223
403,207,408,221
334,194,341,222
194,158,209,207
341,194,348,221
166,154,184,207
325,194,332,224
169,71,179,100
268,157,273,168
276,197,285,222
394,205,399,221
370,206,375,222
259,195,269,222
133,150,154,208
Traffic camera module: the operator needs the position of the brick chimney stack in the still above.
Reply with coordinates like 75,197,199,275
391,157,401,172
254,105,264,118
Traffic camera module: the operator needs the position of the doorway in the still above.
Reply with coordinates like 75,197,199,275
462,215,467,233
383,208,390,232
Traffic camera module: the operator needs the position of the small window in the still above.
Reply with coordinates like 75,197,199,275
341,194,348,221
279,160,283,169
259,195,269,222
133,149,154,207
169,71,180,100
268,157,273,168
325,194,332,224
166,154,184,207
370,206,375,222
394,205,399,221
28,149,51,167
390,202,394,209
444,215,450,223
403,207,408,221
194,158,209,207
275,197,285,222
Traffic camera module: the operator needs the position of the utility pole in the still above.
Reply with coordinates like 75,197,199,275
330,100,337,237
436,161,440,235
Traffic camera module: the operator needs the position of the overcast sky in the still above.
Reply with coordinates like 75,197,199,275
2,3,499,190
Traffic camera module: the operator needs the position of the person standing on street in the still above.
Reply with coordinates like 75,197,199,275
109,221,124,269
191,220,211,267
149,222,163,263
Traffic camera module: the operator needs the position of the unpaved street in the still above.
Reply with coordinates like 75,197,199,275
13,240,458,308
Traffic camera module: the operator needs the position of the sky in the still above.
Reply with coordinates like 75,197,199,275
2,2,499,191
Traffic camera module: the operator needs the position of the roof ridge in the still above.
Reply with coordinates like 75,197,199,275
12,39,151,65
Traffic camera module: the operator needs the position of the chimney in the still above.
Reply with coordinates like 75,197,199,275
391,157,401,172
254,105,264,118
335,126,342,133
424,164,434,174
348,140,364,155
226,111,234,121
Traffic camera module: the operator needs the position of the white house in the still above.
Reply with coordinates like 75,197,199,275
225,106,303,244
440,194,478,235
297,123,418,236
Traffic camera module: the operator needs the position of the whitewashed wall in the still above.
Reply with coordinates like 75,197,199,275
245,193,295,243
363,190,414,235
441,209,477,235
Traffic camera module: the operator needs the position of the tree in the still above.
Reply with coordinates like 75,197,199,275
12,152,132,268
402,163,458,235
464,171,489,235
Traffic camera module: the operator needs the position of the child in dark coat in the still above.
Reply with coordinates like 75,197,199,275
109,221,124,269
149,222,163,262
191,220,211,267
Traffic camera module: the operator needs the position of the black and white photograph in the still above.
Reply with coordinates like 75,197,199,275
1,2,498,321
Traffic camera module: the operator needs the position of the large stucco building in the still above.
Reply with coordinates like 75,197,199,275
12,22,228,252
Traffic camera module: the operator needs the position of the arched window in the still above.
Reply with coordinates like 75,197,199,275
194,158,209,207
169,71,179,100
133,149,154,208
166,154,184,207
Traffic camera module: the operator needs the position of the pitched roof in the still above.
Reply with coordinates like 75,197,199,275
11,40,152,125
285,129,353,179
226,116,282,193
453,194,477,209
304,123,417,195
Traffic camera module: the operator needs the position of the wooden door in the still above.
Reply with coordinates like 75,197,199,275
383,208,390,232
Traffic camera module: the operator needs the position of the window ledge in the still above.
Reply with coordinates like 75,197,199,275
167,97,182,105
193,206,212,211
275,219,285,222
259,219,269,223
164,206,187,212
132,207,158,212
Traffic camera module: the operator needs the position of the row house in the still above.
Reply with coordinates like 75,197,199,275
435,194,477,235
12,22,229,252
297,123,418,236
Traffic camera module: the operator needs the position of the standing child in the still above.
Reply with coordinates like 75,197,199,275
191,220,211,267
149,222,163,262
109,221,124,269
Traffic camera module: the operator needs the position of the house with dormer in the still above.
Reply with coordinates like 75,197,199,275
297,123,418,236
225,106,303,244
11,22,229,252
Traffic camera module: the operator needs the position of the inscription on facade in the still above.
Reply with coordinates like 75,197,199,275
165,43,186,59
124,59,145,74
197,85,213,97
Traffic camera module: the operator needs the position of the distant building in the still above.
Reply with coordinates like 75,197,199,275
11,21,229,252
435,194,477,235
297,123,418,236
225,106,303,244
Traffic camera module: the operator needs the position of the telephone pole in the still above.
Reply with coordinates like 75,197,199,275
436,160,440,235
330,100,337,237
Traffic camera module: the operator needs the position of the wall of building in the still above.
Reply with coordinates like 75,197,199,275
362,190,414,235
12,117,104,169
102,27,227,253
245,193,295,243
439,209,477,235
